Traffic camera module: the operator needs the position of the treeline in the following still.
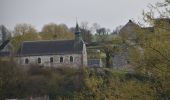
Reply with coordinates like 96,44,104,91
11,23,74,52
8,22,114,52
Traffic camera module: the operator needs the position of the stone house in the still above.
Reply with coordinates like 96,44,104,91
112,20,139,69
119,20,141,42
17,23,87,68
113,18,170,69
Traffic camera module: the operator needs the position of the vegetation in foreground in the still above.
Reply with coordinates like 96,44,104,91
0,60,169,100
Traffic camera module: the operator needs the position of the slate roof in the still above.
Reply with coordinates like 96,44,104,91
142,27,154,33
155,18,170,24
18,40,84,56
0,40,10,51
0,51,10,57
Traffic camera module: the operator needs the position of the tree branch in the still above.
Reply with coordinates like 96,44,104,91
149,46,170,62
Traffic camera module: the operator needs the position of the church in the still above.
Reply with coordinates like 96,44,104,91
17,23,87,68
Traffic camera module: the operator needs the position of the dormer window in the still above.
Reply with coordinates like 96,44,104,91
70,56,73,62
38,58,41,64
25,58,29,64
60,57,63,63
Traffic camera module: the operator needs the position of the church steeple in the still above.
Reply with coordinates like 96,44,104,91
75,22,82,42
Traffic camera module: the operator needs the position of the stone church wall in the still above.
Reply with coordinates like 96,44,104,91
18,54,83,68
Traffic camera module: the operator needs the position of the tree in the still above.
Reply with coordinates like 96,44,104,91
11,32,41,52
91,23,101,34
41,23,73,40
80,21,93,43
96,27,109,42
101,40,120,68
0,25,11,51
69,22,93,43
129,1,170,99
41,23,58,35
80,28,93,43
112,25,123,35
14,24,37,36
137,0,170,73
80,21,89,31
0,60,26,99
0,25,11,42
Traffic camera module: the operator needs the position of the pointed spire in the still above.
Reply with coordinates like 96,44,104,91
74,21,82,42
76,21,81,33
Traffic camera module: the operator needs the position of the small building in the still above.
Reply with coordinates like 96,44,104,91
88,59,103,68
0,43,12,57
17,23,87,68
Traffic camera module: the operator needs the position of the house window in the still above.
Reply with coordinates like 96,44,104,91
25,58,29,64
70,56,73,62
60,57,63,63
50,57,53,63
38,58,41,64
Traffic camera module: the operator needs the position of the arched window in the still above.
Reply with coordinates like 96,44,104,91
38,58,41,64
60,57,63,63
25,58,29,64
50,57,53,63
70,56,73,62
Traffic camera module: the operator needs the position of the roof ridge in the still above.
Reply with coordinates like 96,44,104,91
23,39,74,43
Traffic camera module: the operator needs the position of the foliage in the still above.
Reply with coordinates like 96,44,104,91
0,60,26,99
72,68,157,100
14,23,37,36
128,1,170,99
0,25,11,43
0,57,169,100
41,23,74,40
101,37,123,68
11,33,41,52
102,44,118,68
11,23,74,52
95,27,110,42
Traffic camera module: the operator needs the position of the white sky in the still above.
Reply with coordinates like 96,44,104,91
0,0,161,31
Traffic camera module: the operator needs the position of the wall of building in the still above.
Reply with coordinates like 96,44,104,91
119,21,140,41
82,43,88,67
18,54,83,68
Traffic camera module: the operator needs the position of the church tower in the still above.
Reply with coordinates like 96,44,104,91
74,22,87,67
75,22,82,42
74,22,83,52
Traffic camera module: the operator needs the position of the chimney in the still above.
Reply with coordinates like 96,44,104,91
129,20,132,23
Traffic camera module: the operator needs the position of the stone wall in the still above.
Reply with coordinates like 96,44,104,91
82,43,88,67
18,54,83,68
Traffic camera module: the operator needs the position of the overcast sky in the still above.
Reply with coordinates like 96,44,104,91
0,0,161,31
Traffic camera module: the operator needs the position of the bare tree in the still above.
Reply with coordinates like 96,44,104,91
14,23,37,36
112,25,123,35
96,27,109,42
80,21,89,30
91,23,101,34
80,21,93,43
